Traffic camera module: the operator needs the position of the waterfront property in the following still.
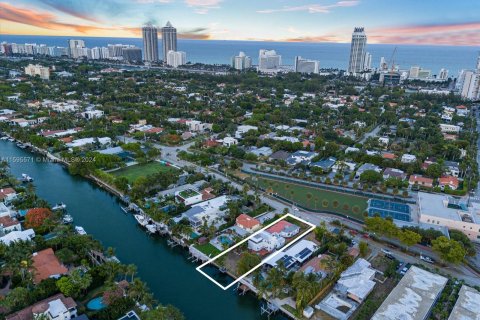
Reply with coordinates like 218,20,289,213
372,266,447,320
112,161,177,183
366,199,412,222
258,177,368,220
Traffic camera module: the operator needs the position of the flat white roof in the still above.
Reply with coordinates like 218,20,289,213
372,266,447,320
418,192,466,222
448,285,480,320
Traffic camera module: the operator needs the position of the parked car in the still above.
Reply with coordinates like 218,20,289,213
420,255,435,264
381,248,392,255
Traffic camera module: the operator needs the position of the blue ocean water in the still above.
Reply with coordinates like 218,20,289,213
1,34,478,75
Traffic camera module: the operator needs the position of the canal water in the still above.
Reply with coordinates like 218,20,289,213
0,141,286,320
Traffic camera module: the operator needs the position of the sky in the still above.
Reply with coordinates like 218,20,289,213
1,0,480,46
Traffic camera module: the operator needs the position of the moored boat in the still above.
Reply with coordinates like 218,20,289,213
75,226,87,235
21,173,34,182
52,202,67,211
62,214,73,224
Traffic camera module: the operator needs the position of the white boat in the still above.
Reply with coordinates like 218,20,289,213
0,137,8,140
134,214,149,227
52,203,67,211
21,174,33,182
62,214,73,224
75,226,87,235
145,224,157,234
7,138,15,142
16,143,26,149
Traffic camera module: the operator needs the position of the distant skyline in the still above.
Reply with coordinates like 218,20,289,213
1,0,480,46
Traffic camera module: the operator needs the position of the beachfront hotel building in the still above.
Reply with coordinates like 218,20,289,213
24,64,50,80
231,52,252,70
294,56,319,74
348,27,367,75
258,49,281,72
142,23,159,62
166,50,186,68
161,21,177,62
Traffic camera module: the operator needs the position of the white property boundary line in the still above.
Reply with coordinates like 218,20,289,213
196,213,316,290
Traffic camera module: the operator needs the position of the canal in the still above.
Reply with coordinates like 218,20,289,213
0,141,286,320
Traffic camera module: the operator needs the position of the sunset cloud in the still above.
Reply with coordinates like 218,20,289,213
257,1,359,14
185,0,222,14
370,22,480,46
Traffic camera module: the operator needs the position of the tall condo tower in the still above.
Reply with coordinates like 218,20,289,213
348,27,367,74
142,23,159,62
161,21,177,62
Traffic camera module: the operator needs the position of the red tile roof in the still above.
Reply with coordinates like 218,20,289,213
31,248,68,284
0,187,16,200
438,176,459,188
236,214,260,230
267,220,295,234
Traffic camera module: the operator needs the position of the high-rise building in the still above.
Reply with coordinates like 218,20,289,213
363,52,372,71
166,50,186,68
68,39,85,58
231,52,252,70
142,24,159,62
438,68,449,80
161,21,177,62
379,57,388,71
409,66,431,80
294,56,319,74
460,54,480,100
122,47,143,62
258,49,281,72
348,27,367,74
24,64,50,80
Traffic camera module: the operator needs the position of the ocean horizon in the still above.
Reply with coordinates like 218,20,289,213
1,34,478,75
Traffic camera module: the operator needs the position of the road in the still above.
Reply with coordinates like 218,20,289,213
123,136,480,286
358,124,382,144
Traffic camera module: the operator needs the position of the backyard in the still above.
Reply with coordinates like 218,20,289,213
112,161,177,183
257,177,368,221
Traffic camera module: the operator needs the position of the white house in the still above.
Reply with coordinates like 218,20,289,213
175,189,203,206
222,137,238,147
336,258,376,303
0,229,35,246
267,220,300,238
440,123,461,133
378,137,389,145
235,125,258,139
248,231,285,252
82,110,104,119
401,154,417,163
66,137,111,148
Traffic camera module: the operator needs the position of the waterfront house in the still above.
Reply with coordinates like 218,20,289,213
6,293,78,320
174,195,229,229
266,240,318,270
0,215,21,233
66,137,111,149
0,188,17,203
0,229,35,246
235,214,261,233
267,220,300,238
0,203,12,217
31,248,68,284
248,231,285,252
175,189,203,206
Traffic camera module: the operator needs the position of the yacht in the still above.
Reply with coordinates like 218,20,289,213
21,174,34,182
52,203,67,211
62,214,73,224
75,226,87,235
134,214,149,227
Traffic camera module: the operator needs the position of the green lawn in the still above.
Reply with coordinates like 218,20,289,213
112,162,177,183
194,243,221,257
258,177,368,221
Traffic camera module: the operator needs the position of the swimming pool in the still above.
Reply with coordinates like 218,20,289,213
86,296,107,310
